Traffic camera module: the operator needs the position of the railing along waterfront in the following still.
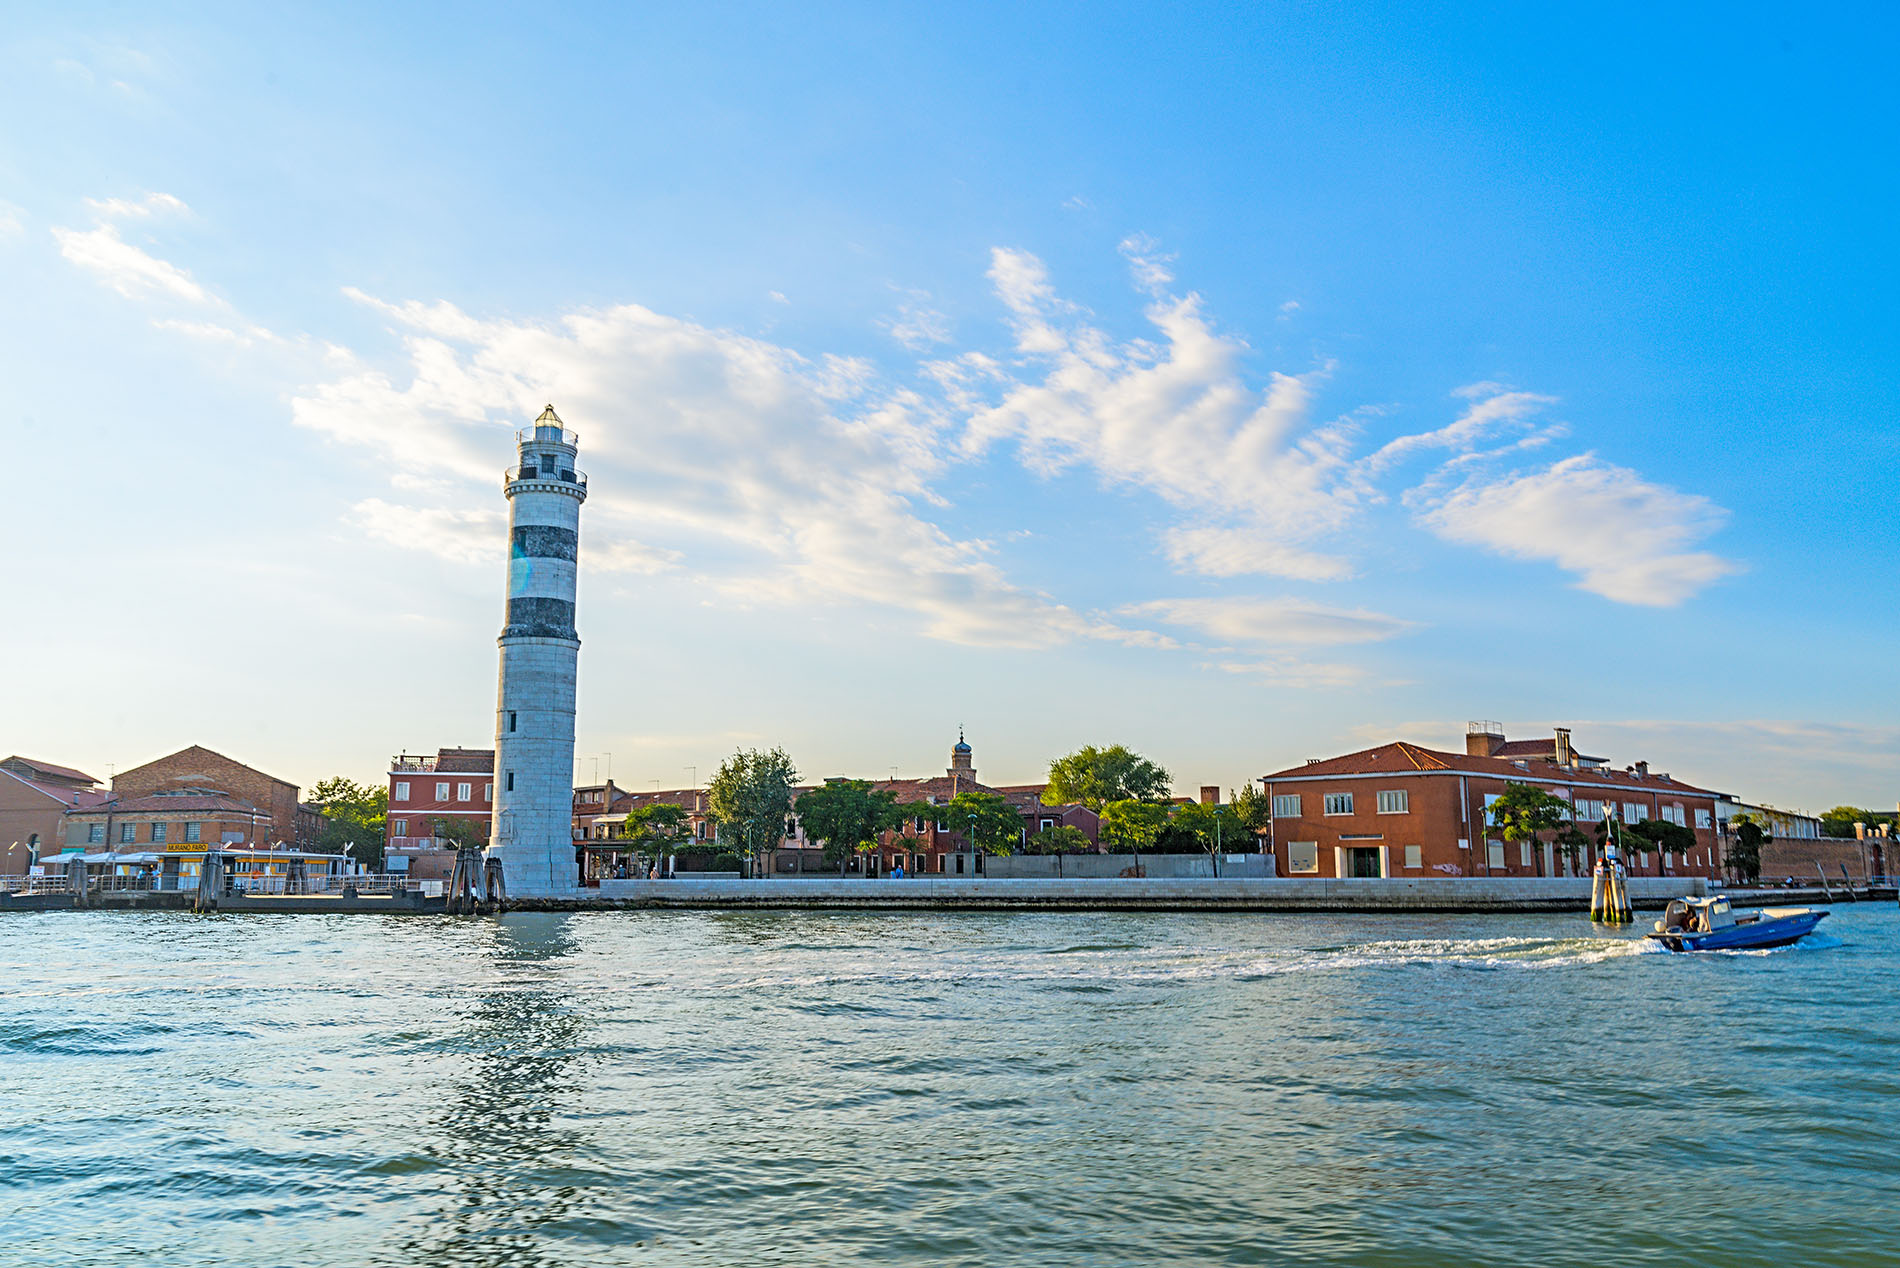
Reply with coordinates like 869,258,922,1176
1,873,439,897
0,875,72,895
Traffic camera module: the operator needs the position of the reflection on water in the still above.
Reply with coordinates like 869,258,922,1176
386,915,605,1268
2,907,1898,1267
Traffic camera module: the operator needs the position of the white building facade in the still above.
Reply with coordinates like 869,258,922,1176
491,406,587,895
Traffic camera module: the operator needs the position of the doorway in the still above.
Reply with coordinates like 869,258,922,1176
1345,847,1383,878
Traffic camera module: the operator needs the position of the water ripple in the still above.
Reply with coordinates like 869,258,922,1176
2,907,1897,1266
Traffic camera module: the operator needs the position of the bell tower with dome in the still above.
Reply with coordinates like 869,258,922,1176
947,728,974,793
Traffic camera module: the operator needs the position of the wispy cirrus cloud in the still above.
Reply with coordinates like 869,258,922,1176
1124,596,1415,647
54,220,206,303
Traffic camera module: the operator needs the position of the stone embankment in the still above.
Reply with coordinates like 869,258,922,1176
573,875,1715,912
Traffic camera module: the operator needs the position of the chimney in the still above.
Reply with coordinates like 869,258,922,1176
1466,721,1506,758
1634,761,1648,778
1554,727,1573,768
1200,785,1221,805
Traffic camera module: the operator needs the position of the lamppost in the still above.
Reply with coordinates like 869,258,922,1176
968,812,977,877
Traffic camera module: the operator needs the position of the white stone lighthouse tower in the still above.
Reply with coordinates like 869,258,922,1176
490,404,586,895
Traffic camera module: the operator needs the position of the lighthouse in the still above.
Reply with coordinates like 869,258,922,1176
490,405,587,895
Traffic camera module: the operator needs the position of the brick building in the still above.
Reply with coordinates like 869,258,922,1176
574,734,1101,881
831,734,1100,877
62,789,272,854
1,756,108,873
387,747,494,877
1260,724,1728,880
87,745,321,850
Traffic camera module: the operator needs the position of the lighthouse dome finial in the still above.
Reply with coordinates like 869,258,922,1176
535,404,562,426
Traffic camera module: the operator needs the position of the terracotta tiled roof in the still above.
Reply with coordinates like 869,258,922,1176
1,756,100,786
1,769,111,807
434,748,495,773
64,789,266,816
1492,739,1606,763
1261,742,1721,796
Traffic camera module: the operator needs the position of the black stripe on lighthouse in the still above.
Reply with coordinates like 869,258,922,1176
502,597,576,639
512,525,578,562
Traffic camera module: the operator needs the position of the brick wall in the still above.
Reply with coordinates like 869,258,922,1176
112,747,301,847
1265,770,1724,880
0,776,66,871
1760,836,1887,884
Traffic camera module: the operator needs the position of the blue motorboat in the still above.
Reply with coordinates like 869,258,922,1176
1647,895,1827,952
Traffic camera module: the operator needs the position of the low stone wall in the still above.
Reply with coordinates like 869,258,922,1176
590,875,1706,912
981,853,1275,879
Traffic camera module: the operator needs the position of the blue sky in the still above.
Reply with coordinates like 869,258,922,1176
4,2,1896,810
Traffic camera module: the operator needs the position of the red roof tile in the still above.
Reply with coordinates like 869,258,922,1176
2,756,100,786
64,790,266,816
1261,741,1722,796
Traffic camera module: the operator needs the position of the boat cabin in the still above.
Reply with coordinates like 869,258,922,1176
1659,896,1734,935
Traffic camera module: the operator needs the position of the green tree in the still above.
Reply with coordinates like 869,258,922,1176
1230,784,1272,845
946,791,1026,856
707,746,799,878
1042,745,1172,811
1553,825,1593,877
305,776,388,870
1486,782,1570,876
1727,813,1770,885
1625,818,1697,872
1026,824,1089,855
1172,801,1244,872
1818,805,1894,838
794,779,900,874
432,816,488,851
619,803,692,864
1100,798,1172,874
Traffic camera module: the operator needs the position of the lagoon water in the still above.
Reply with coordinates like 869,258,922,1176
3,907,1898,1267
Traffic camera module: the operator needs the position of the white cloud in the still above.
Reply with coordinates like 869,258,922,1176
1418,454,1743,605
352,498,503,566
53,221,206,303
151,318,280,346
957,252,1737,603
1160,526,1353,583
965,246,1368,581
84,192,188,219
1124,596,1416,647
0,201,23,238
1208,657,1369,688
880,290,952,350
1362,384,1558,474
302,294,1167,651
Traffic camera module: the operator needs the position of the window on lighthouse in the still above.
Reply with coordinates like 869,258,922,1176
509,712,518,733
